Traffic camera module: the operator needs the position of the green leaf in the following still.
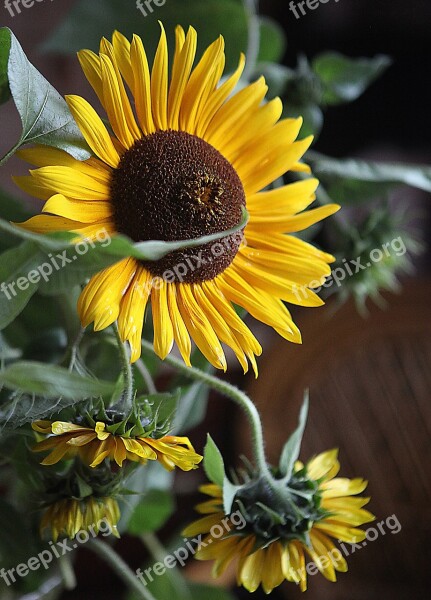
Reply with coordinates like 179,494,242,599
3,27,90,160
188,584,236,600
307,151,431,193
0,27,11,105
0,188,32,252
127,489,175,535
0,361,116,399
312,52,392,105
326,178,397,205
279,392,309,479
203,434,225,487
173,381,209,432
258,17,286,64
0,242,46,330
43,0,249,72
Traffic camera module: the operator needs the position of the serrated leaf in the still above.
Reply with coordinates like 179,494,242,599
149,391,180,430
312,52,391,105
0,27,11,104
3,27,90,160
127,489,174,535
0,361,116,399
307,151,431,193
279,393,309,479
203,434,225,487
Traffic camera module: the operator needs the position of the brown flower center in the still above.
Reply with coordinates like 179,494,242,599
110,130,246,283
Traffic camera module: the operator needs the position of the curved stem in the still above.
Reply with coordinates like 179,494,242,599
140,340,270,477
88,539,157,600
58,554,76,590
141,533,192,600
113,322,134,411
242,0,261,81
135,358,157,395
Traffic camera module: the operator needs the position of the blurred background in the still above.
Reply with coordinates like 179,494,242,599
1,0,430,599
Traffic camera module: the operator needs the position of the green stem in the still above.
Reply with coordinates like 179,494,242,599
113,322,134,411
242,0,261,81
58,554,76,590
0,142,21,167
141,533,192,600
140,340,270,477
88,539,157,600
135,358,157,395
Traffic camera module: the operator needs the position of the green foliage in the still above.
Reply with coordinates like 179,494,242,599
308,151,431,194
0,362,117,428
127,489,175,534
203,434,225,487
0,28,11,104
312,52,392,105
1,27,90,162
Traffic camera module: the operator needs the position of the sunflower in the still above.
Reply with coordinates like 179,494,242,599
15,26,339,374
40,496,120,541
183,449,374,593
32,420,202,471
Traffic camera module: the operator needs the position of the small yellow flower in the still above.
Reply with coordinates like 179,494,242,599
32,420,202,471
40,496,120,542
183,449,374,593
15,26,339,374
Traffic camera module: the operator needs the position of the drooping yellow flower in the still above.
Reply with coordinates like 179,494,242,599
15,26,339,374
32,420,202,472
183,449,374,593
40,496,120,542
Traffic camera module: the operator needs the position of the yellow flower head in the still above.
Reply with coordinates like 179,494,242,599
15,26,339,374
32,419,202,472
40,496,120,542
183,449,374,594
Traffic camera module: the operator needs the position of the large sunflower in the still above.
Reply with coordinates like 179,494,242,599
183,450,374,593
15,26,339,373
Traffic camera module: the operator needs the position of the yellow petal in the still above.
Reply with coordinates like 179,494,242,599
177,284,227,371
66,95,120,168
42,194,112,223
151,24,168,131
166,284,192,366
30,166,109,201
118,266,152,363
151,280,174,359
78,258,137,330
130,34,155,134
168,26,197,129
100,53,141,149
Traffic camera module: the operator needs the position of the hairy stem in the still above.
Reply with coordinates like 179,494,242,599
140,340,270,477
113,322,134,411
